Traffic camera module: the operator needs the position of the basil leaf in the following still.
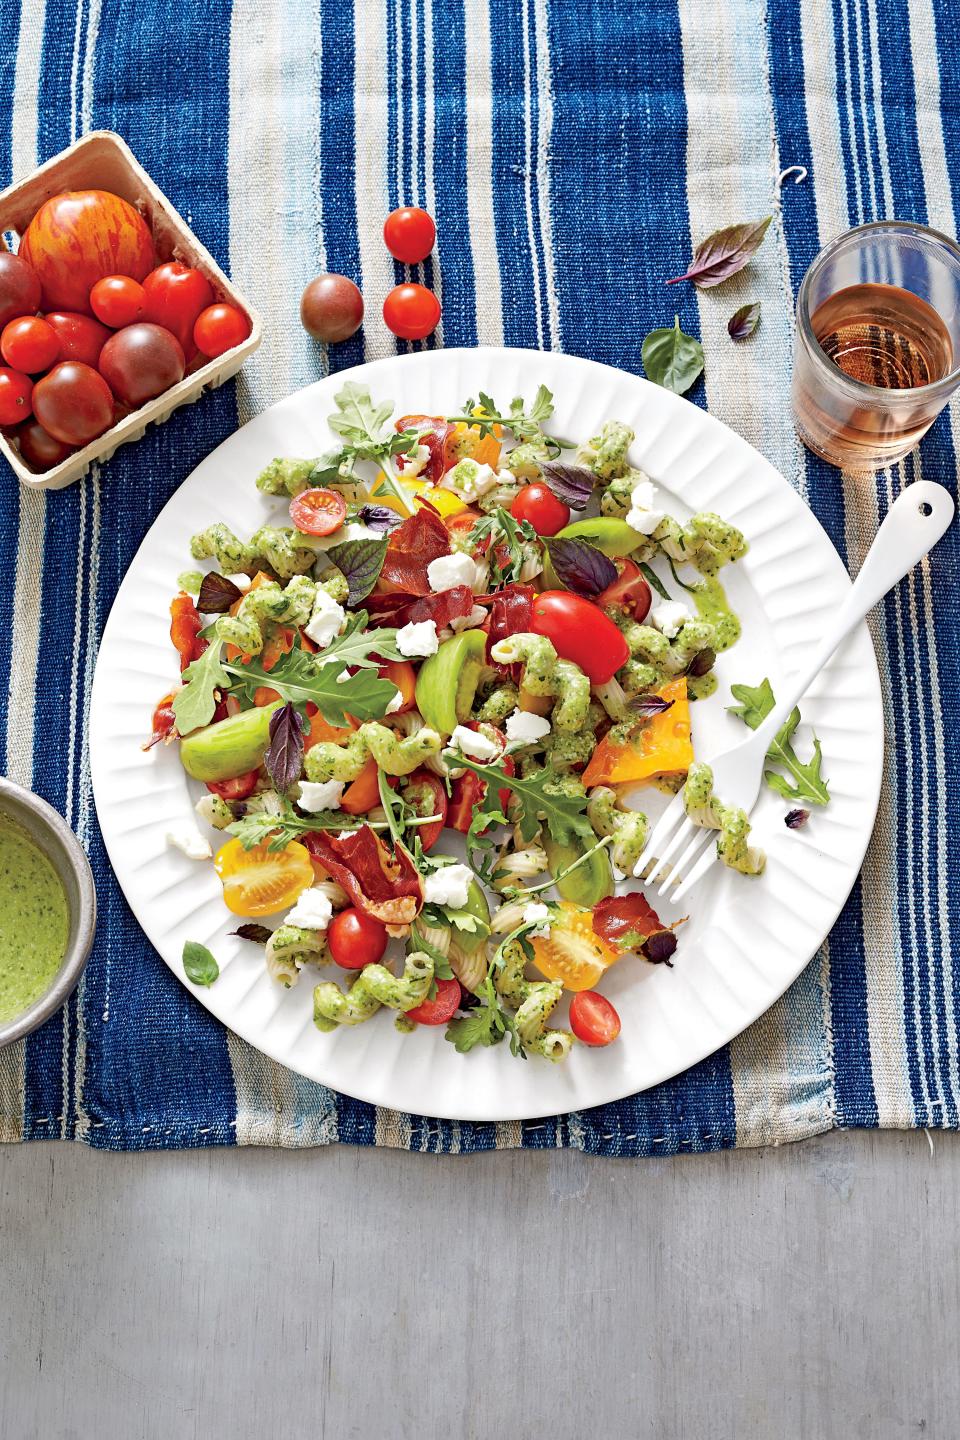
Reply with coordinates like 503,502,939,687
230,924,273,944
728,302,761,341
264,701,307,793
358,504,404,535
641,317,705,395
172,642,230,735
630,695,674,718
667,216,772,289
539,461,594,511
638,561,671,601
183,941,219,987
544,536,617,598
785,808,810,830
326,537,388,606
196,571,244,613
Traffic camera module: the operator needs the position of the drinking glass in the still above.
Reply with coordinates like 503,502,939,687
792,220,960,471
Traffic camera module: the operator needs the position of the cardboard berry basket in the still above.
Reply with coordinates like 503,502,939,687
0,130,262,491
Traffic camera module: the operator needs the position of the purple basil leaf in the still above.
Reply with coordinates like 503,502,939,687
327,537,388,606
264,702,307,793
197,571,244,613
539,461,594,511
785,807,810,830
667,216,772,289
728,302,761,342
687,647,717,678
643,930,678,965
230,923,273,945
358,505,404,535
544,536,617,598
630,695,675,718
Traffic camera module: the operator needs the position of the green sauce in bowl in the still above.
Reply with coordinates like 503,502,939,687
0,815,70,1024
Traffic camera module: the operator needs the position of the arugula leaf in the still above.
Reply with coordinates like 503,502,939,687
445,972,525,1057
327,382,395,448
727,677,775,729
467,507,539,586
421,902,490,940
765,709,830,806
172,642,230,735
227,802,363,851
410,924,455,980
318,384,419,514
445,754,593,847
326,537,387,606
452,387,557,448
226,646,397,725
319,610,403,668
182,941,219,987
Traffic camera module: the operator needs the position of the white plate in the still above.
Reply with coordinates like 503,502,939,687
90,348,883,1122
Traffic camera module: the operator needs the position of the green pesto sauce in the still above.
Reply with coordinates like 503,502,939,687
692,573,741,652
0,818,69,1024
687,672,718,701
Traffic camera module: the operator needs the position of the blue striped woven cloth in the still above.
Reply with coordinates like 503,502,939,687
0,0,957,1153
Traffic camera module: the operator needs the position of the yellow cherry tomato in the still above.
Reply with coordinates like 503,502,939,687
531,901,622,992
214,837,314,917
370,471,467,519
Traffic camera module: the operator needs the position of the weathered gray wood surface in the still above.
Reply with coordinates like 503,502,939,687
0,1131,954,1439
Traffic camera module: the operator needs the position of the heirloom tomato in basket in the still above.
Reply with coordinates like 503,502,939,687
20,189,155,313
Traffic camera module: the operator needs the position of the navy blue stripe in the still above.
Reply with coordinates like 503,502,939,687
317,0,365,375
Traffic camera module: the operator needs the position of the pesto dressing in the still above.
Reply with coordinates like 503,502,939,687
0,817,69,1024
691,572,741,652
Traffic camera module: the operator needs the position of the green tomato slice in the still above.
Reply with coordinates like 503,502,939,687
542,517,644,590
542,834,614,908
414,629,487,736
179,702,281,782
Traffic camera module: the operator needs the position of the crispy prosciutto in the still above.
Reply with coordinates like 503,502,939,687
304,824,424,927
169,593,206,672
592,892,679,964
365,584,475,630
394,414,455,483
379,506,451,596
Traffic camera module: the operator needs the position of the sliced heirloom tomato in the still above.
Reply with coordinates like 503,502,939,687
399,768,448,852
406,977,462,1026
581,678,692,787
378,659,416,713
569,991,621,1046
206,769,259,802
529,591,630,686
214,838,314,917
289,487,347,537
340,756,383,815
530,901,621,992
596,557,652,622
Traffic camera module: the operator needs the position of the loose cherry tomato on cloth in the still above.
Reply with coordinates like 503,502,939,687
530,901,621,992
1,316,59,373
142,261,213,352
327,906,388,969
0,367,33,426
399,768,448,852
214,837,314,917
0,252,41,328
99,322,185,407
89,274,147,328
407,977,461,1026
20,190,155,312
569,991,621,1046
206,769,260,802
383,207,436,264
44,311,111,366
596,557,652,622
300,273,364,343
509,482,570,537
383,283,441,340
169,593,206,671
15,416,74,470
288,487,347,536
378,658,417,712
530,590,630,686
194,302,251,359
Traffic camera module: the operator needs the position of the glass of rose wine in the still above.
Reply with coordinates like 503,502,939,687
792,220,960,471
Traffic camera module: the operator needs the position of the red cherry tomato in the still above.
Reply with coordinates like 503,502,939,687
32,361,114,446
142,262,213,353
0,315,59,373
509,482,570,537
383,283,441,341
89,274,147,328
300,274,364,343
19,190,154,313
15,416,74,470
98,322,185,408
44,311,111,366
205,770,260,802
406,977,462,1026
0,252,41,328
529,590,630,685
383,207,437,264
193,303,251,359
399,768,448,852
569,991,622,1047
0,367,32,426
596,557,652,622
326,907,389,970
288,487,347,537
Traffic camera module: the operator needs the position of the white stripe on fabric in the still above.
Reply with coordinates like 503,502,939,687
531,0,559,350
374,1105,413,1148
463,0,504,346
355,0,396,361
228,1033,339,1145
519,0,545,350
421,0,444,347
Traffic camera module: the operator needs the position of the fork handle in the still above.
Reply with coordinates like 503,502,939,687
753,479,955,748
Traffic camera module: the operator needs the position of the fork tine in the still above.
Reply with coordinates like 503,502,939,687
644,813,700,888
633,792,687,877
671,836,720,904
655,827,714,898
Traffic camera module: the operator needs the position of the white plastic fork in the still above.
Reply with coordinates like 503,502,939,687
634,478,955,905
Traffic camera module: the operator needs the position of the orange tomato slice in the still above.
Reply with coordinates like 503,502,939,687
304,709,356,750
340,756,382,815
378,659,417,714
581,678,693,787
531,901,621,992
214,838,314,917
